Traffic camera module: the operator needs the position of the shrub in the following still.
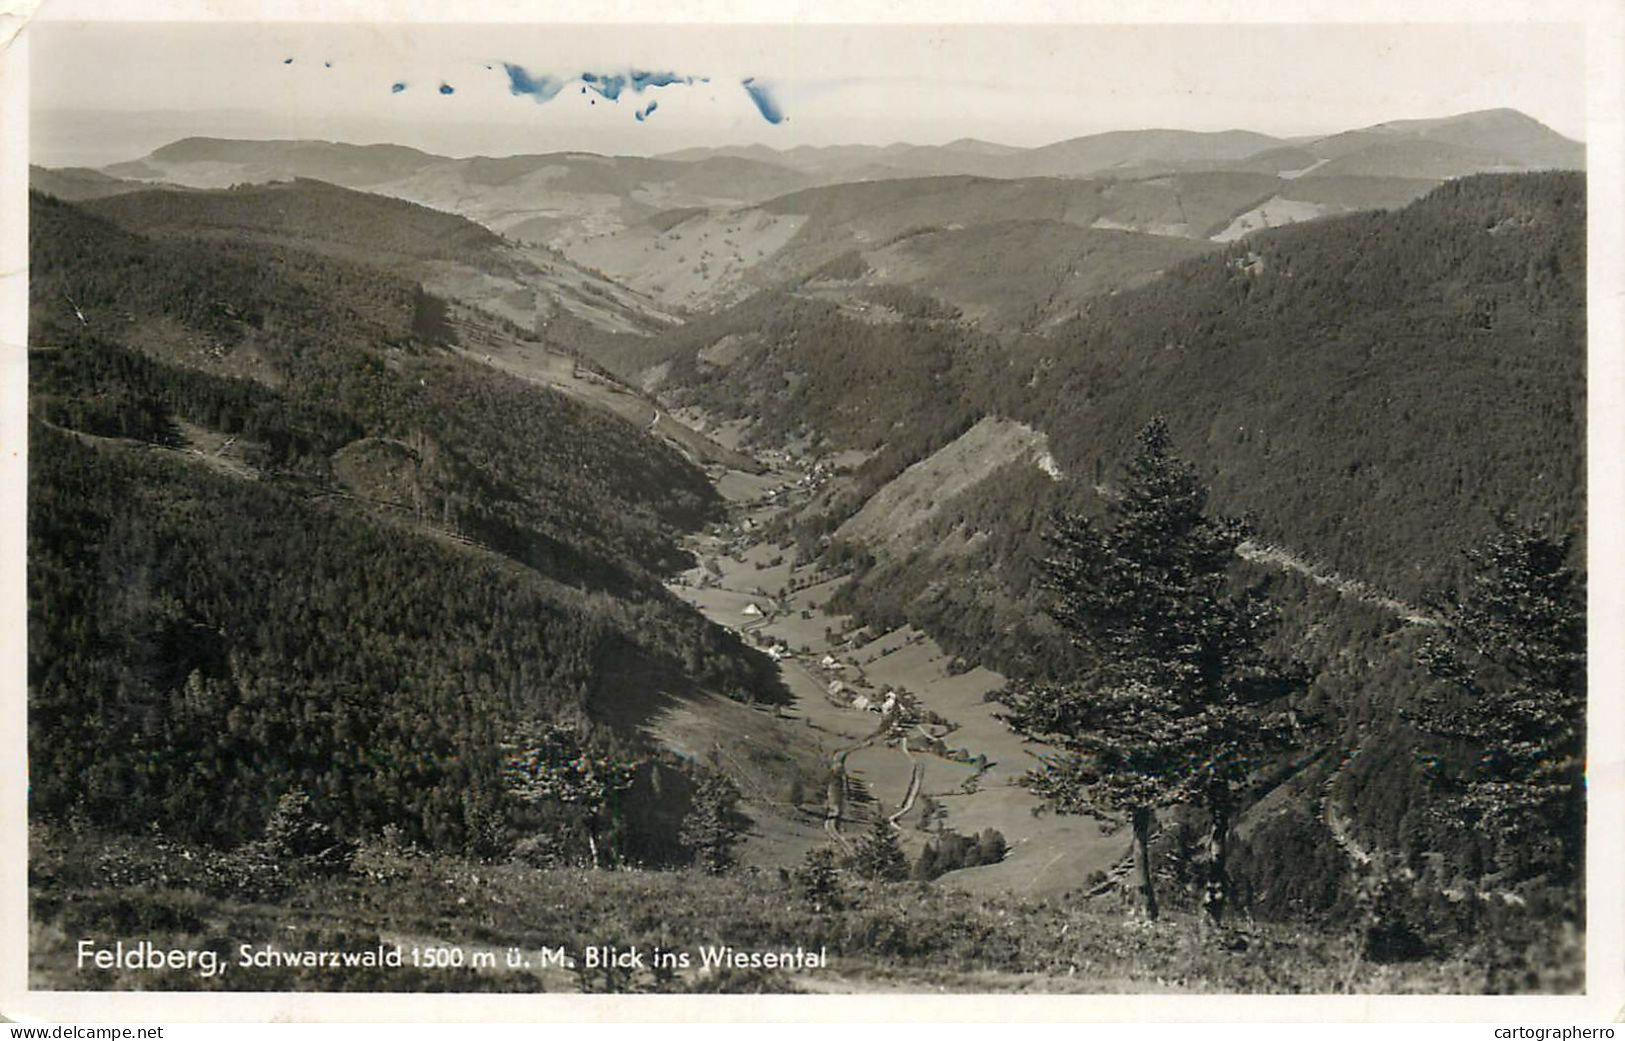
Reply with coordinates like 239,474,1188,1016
913,828,1008,880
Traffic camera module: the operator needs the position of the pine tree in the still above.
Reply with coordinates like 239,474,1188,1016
1415,521,1584,883
258,787,351,872
977,827,1008,865
997,419,1301,924
795,846,844,910
680,772,749,875
851,816,909,882
912,842,940,881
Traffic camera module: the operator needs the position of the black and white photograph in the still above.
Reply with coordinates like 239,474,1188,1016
4,0,1619,1019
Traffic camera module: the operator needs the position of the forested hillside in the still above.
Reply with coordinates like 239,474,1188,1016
1005,172,1585,600
27,190,781,858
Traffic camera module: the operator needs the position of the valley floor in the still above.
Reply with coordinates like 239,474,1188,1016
649,423,1123,894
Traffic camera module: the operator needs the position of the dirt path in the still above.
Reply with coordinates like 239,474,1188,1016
1320,749,1375,869
887,745,924,830
824,745,853,852
1237,539,1435,625
823,732,884,852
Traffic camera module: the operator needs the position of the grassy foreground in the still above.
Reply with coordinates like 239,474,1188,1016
29,824,1578,995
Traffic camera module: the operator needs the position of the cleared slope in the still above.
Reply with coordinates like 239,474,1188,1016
836,417,1052,545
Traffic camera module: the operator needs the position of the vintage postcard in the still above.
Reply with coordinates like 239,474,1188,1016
3,0,1620,1025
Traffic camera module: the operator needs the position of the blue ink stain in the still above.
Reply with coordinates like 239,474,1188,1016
324,61,332,68
502,62,565,103
630,69,692,92
391,82,407,93
741,78,785,124
581,71,627,101
634,100,659,122
499,63,710,118
439,83,455,95
283,57,294,65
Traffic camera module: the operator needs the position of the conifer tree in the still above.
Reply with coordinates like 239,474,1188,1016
998,419,1301,924
977,827,1008,866
795,846,844,910
851,816,909,882
1415,521,1584,883
258,787,351,872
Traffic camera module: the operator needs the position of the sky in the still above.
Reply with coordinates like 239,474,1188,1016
28,17,1589,166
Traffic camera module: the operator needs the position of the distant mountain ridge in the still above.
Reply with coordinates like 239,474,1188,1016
54,107,1582,319
112,136,440,186
89,107,1582,207
1308,108,1583,168
657,108,1581,180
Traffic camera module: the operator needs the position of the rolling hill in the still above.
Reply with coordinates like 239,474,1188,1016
73,178,678,336
662,128,1289,181
104,136,442,187
27,164,152,201
1307,108,1584,169
101,138,819,250
375,151,817,246
570,172,1281,312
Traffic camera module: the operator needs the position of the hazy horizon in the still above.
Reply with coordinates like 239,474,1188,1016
29,20,1587,168
29,102,1588,171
